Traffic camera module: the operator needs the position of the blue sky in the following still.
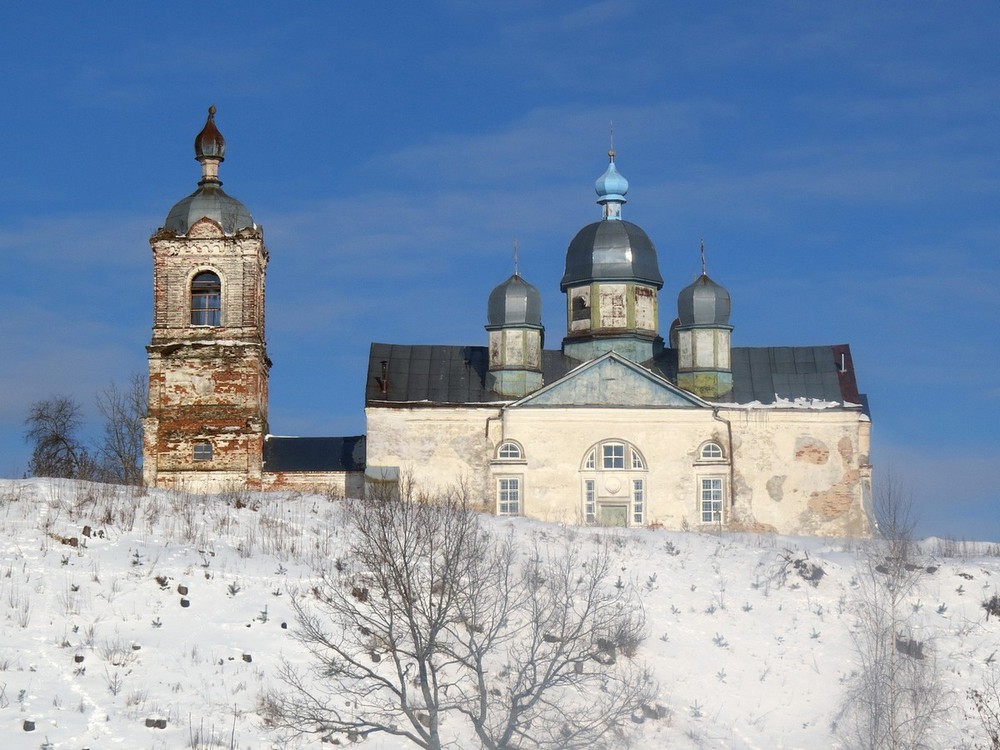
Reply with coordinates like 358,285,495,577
1,2,997,538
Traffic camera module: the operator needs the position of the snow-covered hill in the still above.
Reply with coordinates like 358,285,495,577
1,478,998,749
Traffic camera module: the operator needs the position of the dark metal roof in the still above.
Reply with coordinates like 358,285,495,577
560,220,664,290
725,346,860,405
366,342,864,409
263,435,366,473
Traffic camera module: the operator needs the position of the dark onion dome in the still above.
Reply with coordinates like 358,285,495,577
194,105,226,161
487,273,543,329
162,106,254,236
677,273,731,326
560,220,663,290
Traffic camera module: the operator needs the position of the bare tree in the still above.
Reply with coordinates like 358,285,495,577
96,373,146,485
261,480,655,749
836,471,951,749
24,396,99,479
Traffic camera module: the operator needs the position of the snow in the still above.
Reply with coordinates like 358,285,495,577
716,397,848,410
1,478,998,749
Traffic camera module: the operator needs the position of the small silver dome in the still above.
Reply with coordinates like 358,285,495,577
677,273,731,326
163,185,254,236
560,220,663,291
487,274,542,328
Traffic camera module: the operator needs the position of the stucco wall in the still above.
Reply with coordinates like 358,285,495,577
365,403,872,537
365,406,498,509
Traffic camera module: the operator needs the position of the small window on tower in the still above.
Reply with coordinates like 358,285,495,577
191,271,221,326
193,442,213,462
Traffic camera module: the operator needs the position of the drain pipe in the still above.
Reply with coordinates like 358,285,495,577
712,407,736,511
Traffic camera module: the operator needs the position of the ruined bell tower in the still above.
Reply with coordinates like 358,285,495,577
143,107,270,491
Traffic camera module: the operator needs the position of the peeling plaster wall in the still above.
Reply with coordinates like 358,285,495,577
365,406,497,508
723,409,871,537
262,471,363,498
488,329,541,370
144,220,270,492
366,403,871,537
566,283,658,336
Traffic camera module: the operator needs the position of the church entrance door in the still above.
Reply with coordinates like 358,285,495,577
599,504,628,527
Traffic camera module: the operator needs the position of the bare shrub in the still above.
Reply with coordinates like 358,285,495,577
969,668,1000,750
983,594,1000,622
99,636,139,668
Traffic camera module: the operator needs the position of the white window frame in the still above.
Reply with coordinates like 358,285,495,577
584,479,596,523
496,441,523,461
700,477,725,525
497,476,522,516
602,443,625,469
632,479,644,524
699,441,725,461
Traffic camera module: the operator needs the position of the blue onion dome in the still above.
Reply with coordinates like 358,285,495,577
594,150,629,204
487,274,543,329
560,151,662,291
162,107,254,236
677,273,731,326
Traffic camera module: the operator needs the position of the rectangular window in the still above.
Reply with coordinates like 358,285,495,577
497,477,521,516
193,442,213,462
603,443,625,469
700,477,724,524
632,479,644,525
191,296,221,326
584,480,596,523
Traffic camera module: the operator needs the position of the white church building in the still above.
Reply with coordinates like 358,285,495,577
144,108,873,537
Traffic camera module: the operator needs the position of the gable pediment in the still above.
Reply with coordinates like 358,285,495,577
513,352,708,408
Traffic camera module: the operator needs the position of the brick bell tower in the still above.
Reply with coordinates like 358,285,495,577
143,107,270,491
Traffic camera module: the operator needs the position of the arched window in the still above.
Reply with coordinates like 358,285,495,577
699,442,725,461
191,271,221,326
580,440,648,526
584,441,646,471
497,441,523,460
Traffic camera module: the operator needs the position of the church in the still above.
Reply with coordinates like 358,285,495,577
143,108,873,537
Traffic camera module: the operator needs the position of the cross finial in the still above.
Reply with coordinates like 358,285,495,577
700,238,706,276
609,120,615,161
513,238,519,277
